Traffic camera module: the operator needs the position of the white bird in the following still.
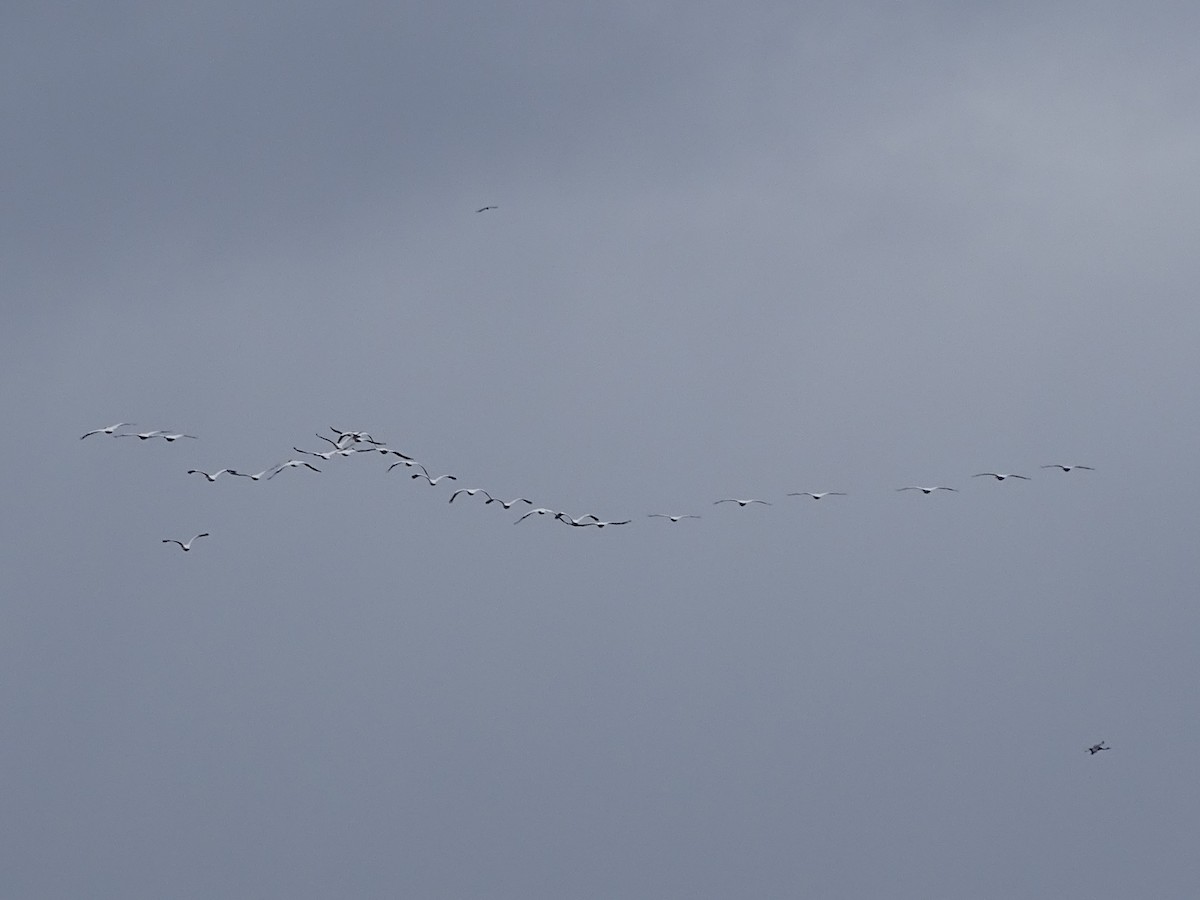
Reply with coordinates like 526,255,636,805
228,468,276,481
187,468,236,482
158,432,198,442
330,428,382,445
514,508,559,524
476,206,498,212
387,460,427,473
485,496,534,509
787,492,847,500
1041,464,1095,472
81,422,136,439
897,486,958,494
294,445,358,460
714,498,771,507
592,519,632,528
1087,742,1109,755
555,513,602,526
412,472,457,486
648,514,701,522
162,533,209,551
116,430,167,440
449,488,494,504
973,472,1030,481
267,460,321,478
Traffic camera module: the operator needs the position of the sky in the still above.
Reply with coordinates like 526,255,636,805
4,2,1200,897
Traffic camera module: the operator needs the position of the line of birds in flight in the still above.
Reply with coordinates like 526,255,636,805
82,420,1097,545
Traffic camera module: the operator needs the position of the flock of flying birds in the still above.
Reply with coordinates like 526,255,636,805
82,418,1110,756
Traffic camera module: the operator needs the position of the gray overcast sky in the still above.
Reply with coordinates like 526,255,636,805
4,2,1200,897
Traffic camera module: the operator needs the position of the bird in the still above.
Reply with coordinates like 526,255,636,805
648,514,701,522
412,472,457,486
475,206,498,212
162,533,209,551
267,460,321,478
714,498,771,507
80,422,136,439
485,496,534,509
116,430,167,440
1087,742,1110,755
973,472,1030,481
555,513,602,526
228,468,276,482
388,460,427,474
514,508,559,524
158,432,198,442
449,488,494,504
897,486,958,494
592,519,632,528
187,468,236,482
294,445,359,460
329,428,382,445
787,492,847,500
1041,464,1095,473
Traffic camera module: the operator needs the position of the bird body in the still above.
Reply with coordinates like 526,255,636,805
267,460,321,478
449,488,494,504
897,486,958,494
159,433,197,442
514,508,559,524
1087,742,1109,755
787,492,847,500
163,533,209,551
1042,464,1095,472
412,472,457,486
117,430,167,440
485,497,534,509
648,514,701,522
475,206,498,212
714,498,771,507
973,472,1030,481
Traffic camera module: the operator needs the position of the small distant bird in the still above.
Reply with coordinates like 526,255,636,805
330,428,382,445
293,446,356,460
412,472,457,486
388,460,427,474
267,460,321,478
555,513,602,526
158,432,197,442
475,206,498,213
973,472,1030,481
514,508,559,524
1041,464,1095,473
714,498,771,507
163,533,209,551
1087,742,1110,755
592,520,632,528
449,488,494,504
228,468,276,482
897,486,958,494
81,422,136,439
648,514,701,522
485,496,534,509
787,492,847,500
187,468,236,482
117,430,167,440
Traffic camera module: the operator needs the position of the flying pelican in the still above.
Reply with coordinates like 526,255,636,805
648,514,701,522
897,486,958,494
714,498,771,507
555,513,602,526
116,430,167,440
330,428,382,445
449,488,494,504
80,422,136,439
514,508,559,524
162,533,209,551
294,445,358,460
1087,742,1109,755
158,432,197,442
592,520,632,528
787,492,847,500
973,472,1030,481
1041,464,1095,472
187,468,237,482
485,496,534,509
228,468,276,482
388,460,427,474
267,460,321,478
475,206,498,212
412,472,457,486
